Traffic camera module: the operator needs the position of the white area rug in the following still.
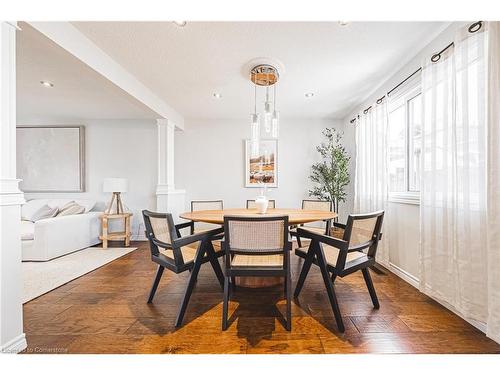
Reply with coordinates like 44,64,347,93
22,247,137,303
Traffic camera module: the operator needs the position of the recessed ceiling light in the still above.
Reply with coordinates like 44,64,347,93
305,92,314,98
40,80,54,88
338,21,350,26
213,92,222,99
173,21,187,27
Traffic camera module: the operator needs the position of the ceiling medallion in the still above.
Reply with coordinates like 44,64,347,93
250,64,279,86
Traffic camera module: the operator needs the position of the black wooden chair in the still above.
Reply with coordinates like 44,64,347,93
221,215,292,331
189,200,224,235
142,210,225,327
293,211,385,332
290,199,333,247
246,199,276,209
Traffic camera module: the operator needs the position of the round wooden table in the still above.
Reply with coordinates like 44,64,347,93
180,208,337,226
179,208,337,288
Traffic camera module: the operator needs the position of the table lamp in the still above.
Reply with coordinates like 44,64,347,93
103,178,128,214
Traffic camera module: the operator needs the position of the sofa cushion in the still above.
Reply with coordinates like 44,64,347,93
56,202,85,216
31,204,59,222
47,199,74,210
21,199,50,221
20,220,35,240
74,199,97,213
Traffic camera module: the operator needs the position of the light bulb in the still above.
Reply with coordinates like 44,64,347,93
271,110,279,138
251,113,260,141
264,112,272,133
250,113,260,158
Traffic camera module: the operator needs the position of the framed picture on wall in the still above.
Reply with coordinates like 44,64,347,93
244,139,278,188
16,125,85,192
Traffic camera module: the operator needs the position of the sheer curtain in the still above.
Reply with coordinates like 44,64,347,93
420,23,496,334
354,101,389,266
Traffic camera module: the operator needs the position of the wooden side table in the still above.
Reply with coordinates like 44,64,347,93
100,213,133,249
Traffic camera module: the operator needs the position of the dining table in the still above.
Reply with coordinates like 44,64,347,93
179,207,338,288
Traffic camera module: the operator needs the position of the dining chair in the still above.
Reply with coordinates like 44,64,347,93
290,199,333,247
221,215,293,331
142,210,225,327
246,199,276,209
190,200,224,235
293,211,385,332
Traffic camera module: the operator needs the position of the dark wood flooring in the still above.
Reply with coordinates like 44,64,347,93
22,241,500,354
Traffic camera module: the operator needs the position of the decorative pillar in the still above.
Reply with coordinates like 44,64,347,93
156,119,185,220
0,22,26,353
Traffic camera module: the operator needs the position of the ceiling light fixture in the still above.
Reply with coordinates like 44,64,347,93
40,80,54,88
249,63,280,157
338,21,350,26
213,92,222,99
305,92,314,98
173,21,187,27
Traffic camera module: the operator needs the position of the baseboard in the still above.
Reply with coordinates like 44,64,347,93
388,262,419,288
1,333,27,354
131,234,147,241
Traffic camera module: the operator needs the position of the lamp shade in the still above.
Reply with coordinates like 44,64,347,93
103,178,128,193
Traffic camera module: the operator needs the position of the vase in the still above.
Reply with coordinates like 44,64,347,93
255,195,269,214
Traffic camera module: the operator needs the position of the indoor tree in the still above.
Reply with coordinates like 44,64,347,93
309,128,350,217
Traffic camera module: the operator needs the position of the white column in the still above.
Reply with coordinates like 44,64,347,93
156,119,185,220
0,22,26,353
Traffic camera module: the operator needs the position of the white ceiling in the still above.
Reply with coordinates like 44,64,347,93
16,22,160,122
72,21,448,120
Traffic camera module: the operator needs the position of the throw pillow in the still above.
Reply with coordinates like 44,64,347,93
31,205,59,222
47,199,74,210
74,199,97,213
21,199,50,221
56,202,85,216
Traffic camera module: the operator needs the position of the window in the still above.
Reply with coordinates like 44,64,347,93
387,84,421,204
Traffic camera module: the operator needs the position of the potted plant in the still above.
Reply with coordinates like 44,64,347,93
309,128,350,220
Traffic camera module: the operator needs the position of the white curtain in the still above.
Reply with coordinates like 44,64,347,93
354,101,389,266
487,22,500,343
420,22,500,341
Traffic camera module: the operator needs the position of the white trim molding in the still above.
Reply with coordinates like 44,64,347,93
0,22,26,354
156,119,186,218
388,262,419,288
0,333,27,354
388,192,420,205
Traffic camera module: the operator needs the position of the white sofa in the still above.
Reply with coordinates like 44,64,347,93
21,199,103,261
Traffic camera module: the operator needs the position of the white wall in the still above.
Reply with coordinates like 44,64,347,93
175,118,355,222
343,22,466,283
18,119,158,238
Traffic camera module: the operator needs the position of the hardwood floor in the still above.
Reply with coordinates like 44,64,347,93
22,241,500,354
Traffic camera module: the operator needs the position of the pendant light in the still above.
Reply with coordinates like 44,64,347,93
250,83,260,157
249,64,280,147
271,83,279,138
263,86,273,134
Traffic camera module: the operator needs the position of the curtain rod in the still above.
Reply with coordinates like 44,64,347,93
350,21,483,124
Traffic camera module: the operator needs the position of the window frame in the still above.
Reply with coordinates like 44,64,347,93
387,83,422,205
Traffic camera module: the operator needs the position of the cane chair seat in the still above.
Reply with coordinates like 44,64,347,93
231,254,283,267
159,242,222,263
296,245,366,267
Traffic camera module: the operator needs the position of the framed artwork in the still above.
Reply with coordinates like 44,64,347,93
245,139,278,188
16,126,85,192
